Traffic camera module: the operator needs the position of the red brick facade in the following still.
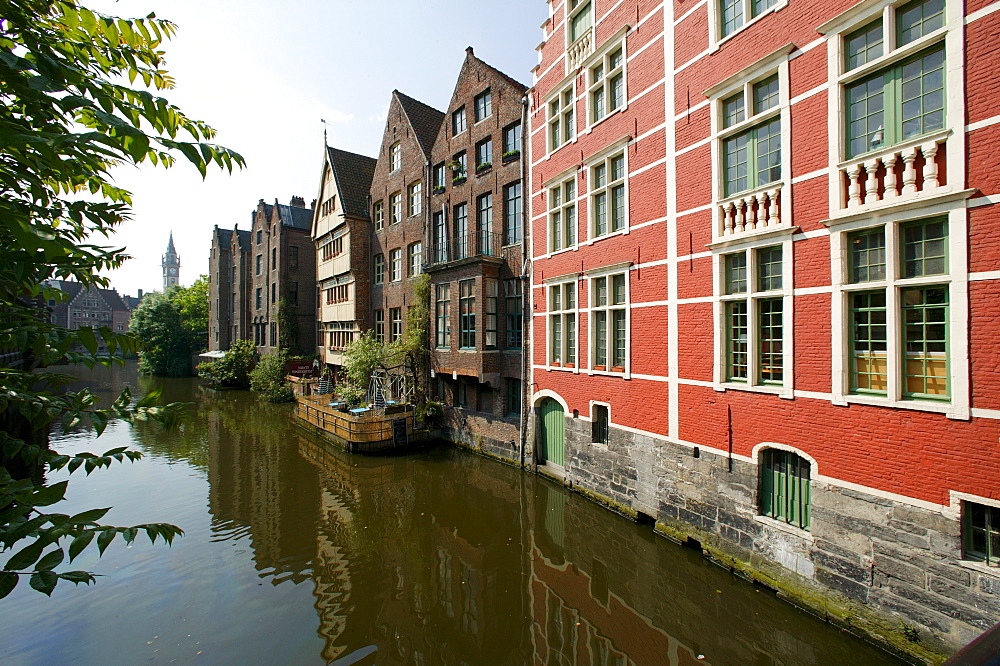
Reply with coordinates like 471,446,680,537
530,0,1000,654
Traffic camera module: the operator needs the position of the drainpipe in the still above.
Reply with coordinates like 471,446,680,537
518,90,531,471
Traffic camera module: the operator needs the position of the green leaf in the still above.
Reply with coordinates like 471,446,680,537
75,327,98,355
31,480,69,507
68,531,95,562
58,571,96,586
6,541,44,571
35,548,65,572
29,570,58,596
67,507,110,524
96,529,115,555
0,572,18,599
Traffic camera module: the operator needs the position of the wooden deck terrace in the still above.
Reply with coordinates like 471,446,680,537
295,394,424,454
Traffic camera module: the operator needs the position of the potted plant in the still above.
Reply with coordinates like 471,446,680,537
476,161,492,173
502,150,520,163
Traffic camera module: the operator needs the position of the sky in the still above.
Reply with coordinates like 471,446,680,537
87,0,547,295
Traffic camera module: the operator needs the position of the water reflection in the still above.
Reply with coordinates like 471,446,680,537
8,365,899,665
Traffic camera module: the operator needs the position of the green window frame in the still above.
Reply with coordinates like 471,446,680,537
760,449,811,530
459,279,475,349
902,285,948,399
849,228,887,282
725,252,747,294
591,274,626,370
549,283,576,366
548,87,575,151
721,76,781,197
549,179,576,252
569,0,592,43
591,153,626,237
758,298,783,384
963,502,1000,567
435,284,450,349
846,46,944,159
902,217,947,278
849,290,888,394
726,301,749,381
756,245,782,291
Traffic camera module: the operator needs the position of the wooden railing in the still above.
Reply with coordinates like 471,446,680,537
296,395,414,451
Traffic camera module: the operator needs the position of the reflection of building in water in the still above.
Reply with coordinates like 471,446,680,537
299,439,532,664
528,481,866,665
203,400,319,583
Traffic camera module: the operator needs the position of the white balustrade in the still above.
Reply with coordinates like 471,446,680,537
718,187,782,237
843,136,946,209
567,31,594,71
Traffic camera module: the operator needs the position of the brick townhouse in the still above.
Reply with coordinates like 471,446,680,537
45,279,134,353
311,146,377,378
367,90,444,390
247,197,317,355
426,48,530,460
529,0,999,656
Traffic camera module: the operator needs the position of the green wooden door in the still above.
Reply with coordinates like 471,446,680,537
539,398,565,467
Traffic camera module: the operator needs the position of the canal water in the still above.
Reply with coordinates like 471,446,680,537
1,363,903,665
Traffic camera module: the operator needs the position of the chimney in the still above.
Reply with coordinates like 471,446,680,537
290,196,305,208
138,289,143,299
310,198,317,211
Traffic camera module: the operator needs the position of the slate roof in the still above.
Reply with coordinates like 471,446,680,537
327,147,377,219
100,289,127,312
276,203,313,230
213,226,234,249
394,90,445,159
235,228,251,251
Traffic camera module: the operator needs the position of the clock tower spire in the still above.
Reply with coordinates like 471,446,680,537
162,232,180,291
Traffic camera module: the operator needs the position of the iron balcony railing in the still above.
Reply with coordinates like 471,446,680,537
428,231,504,265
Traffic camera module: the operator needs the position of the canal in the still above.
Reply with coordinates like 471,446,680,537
1,363,903,664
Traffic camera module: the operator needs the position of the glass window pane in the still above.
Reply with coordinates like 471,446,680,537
755,119,782,186
723,92,746,128
757,246,782,291
722,0,744,36
902,286,949,398
845,21,884,71
758,298,783,383
752,75,779,114
849,228,887,283
900,48,945,140
726,301,748,380
846,75,885,158
850,290,888,393
903,218,948,278
726,252,747,294
897,0,945,46
724,133,749,195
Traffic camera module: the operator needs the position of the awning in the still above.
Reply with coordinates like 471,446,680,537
198,350,226,359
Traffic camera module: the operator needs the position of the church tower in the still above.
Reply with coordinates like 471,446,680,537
162,232,180,291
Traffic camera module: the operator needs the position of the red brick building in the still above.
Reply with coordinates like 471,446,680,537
368,91,444,378
248,197,317,355
426,48,529,460
529,0,999,655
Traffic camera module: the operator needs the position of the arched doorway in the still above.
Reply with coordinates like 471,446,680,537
537,398,565,468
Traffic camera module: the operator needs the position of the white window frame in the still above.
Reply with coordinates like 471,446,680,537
452,106,467,137
373,200,384,230
547,83,576,154
474,89,492,123
820,0,966,220
706,46,793,244
586,263,632,378
544,274,580,372
828,201,970,419
389,192,402,225
587,40,627,127
712,234,794,399
389,142,401,172
588,149,629,241
389,248,402,282
548,174,578,253
408,181,422,217
708,0,789,49
408,241,422,277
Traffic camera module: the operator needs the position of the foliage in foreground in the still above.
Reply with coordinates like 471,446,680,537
249,351,294,403
198,339,256,389
128,277,209,377
1,0,243,598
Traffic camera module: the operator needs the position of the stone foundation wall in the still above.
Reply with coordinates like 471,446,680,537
441,406,522,465
548,415,1000,661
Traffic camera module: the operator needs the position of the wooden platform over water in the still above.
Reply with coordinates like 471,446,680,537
295,394,427,454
